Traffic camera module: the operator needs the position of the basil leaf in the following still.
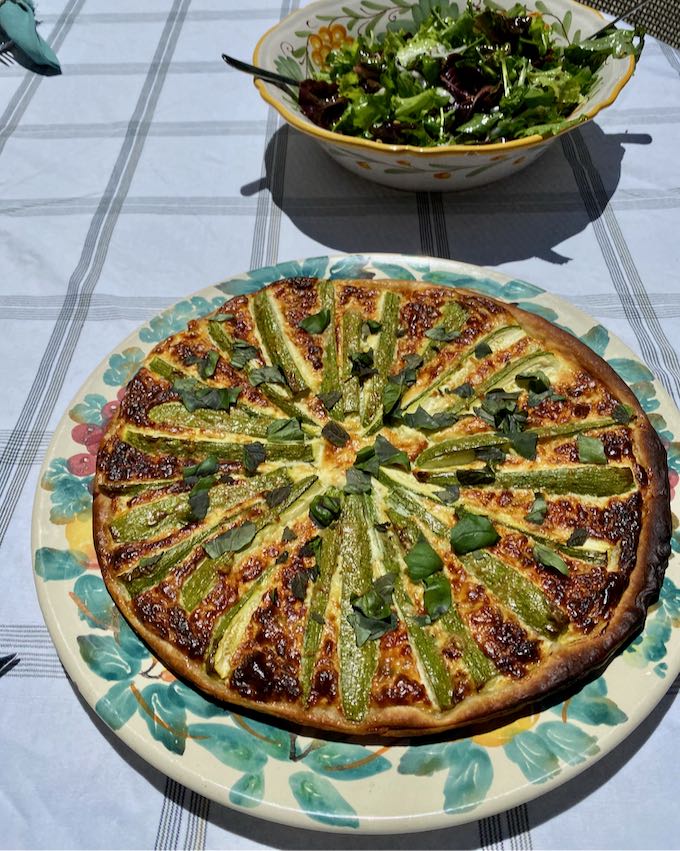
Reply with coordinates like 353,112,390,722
173,378,240,413
275,550,289,564
566,528,588,547
318,390,342,411
352,572,396,620
188,482,211,522
269,588,279,606
243,442,266,476
382,382,403,417
405,533,443,580
475,445,506,464
403,406,458,432
425,325,460,343
344,467,372,494
300,536,322,559
186,350,220,380
265,484,293,509
354,446,380,477
452,382,473,399
388,353,423,388
612,403,633,424
321,421,350,448
309,492,342,528
299,308,331,334
456,466,495,485
310,611,325,626
434,485,460,505
533,543,569,576
266,418,304,442
183,456,218,480
204,521,257,558
374,521,391,533
525,492,547,525
422,572,451,620
281,526,297,543
474,342,492,359
476,389,527,434
349,349,377,383
509,430,538,460
362,318,382,338
374,434,410,470
577,434,607,465
230,339,259,369
249,365,287,387
516,370,552,394
527,388,566,408
347,610,397,647
450,511,499,555
291,569,314,600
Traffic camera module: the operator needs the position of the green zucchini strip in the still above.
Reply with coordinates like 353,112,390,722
362,291,400,428
148,401,274,438
340,310,362,417
252,289,308,395
422,300,468,363
317,279,342,419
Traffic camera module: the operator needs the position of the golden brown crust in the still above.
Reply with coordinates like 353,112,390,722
93,280,671,736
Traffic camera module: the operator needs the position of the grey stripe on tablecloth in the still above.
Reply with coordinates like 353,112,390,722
660,42,680,76
11,120,268,138
0,0,85,158
0,0,191,542
38,8,282,25
155,778,187,851
561,129,680,401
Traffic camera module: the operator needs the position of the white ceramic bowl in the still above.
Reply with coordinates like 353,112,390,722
253,0,636,191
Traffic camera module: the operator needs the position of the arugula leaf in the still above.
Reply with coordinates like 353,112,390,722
405,533,443,580
403,406,458,432
265,484,293,509
533,543,569,576
309,492,342,527
577,434,607,465
450,510,499,555
204,521,257,558
299,308,331,334
321,421,350,448
525,492,547,525
318,390,342,411
230,339,258,369
249,365,287,387
344,467,372,494
422,572,451,620
243,442,266,476
266,418,304,442
173,378,240,413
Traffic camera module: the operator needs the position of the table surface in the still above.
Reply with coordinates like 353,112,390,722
1,2,679,849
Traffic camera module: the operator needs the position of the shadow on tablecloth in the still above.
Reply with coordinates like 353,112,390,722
241,122,651,267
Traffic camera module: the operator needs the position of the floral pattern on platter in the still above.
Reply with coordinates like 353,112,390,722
33,254,680,833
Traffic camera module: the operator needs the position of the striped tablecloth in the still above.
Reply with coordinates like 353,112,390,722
1,2,679,848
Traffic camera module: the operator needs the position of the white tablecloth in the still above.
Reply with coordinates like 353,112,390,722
1,2,679,848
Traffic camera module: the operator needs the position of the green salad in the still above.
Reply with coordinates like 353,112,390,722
297,3,643,146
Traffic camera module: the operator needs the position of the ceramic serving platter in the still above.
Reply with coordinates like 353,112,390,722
32,254,680,834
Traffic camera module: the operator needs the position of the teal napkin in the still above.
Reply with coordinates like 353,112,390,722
0,0,60,73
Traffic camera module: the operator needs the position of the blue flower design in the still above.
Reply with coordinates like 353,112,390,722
139,297,226,344
69,394,108,425
103,347,145,387
41,458,93,523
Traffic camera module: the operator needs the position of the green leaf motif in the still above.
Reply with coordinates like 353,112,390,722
554,678,627,726
609,358,654,384
34,547,85,581
442,741,493,814
190,723,269,771
140,683,188,755
398,742,450,776
303,742,391,781
77,634,141,681
372,262,416,280
579,325,609,357
72,574,115,629
503,730,560,783
95,681,137,730
328,255,375,280
230,772,264,809
70,393,107,425
631,381,659,413
103,347,145,386
41,458,93,523
238,257,328,288
289,771,359,829
236,717,291,761
169,681,226,718
139,297,225,343
534,722,598,765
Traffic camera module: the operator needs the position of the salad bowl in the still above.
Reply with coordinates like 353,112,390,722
253,0,637,191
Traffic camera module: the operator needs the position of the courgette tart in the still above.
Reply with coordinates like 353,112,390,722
93,278,671,736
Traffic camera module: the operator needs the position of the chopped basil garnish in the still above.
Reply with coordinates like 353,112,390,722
456,466,495,485
299,308,331,334
243,441,266,476
348,572,398,647
275,550,289,564
374,434,410,470
425,325,460,343
403,406,458,432
533,543,569,575
291,565,319,600
321,421,350,448
281,526,297,543
452,381,474,398
266,418,305,442
362,318,382,338
183,456,218,480
434,485,460,505
450,510,499,555
204,521,257,558
374,521,391,533
230,339,258,369
577,434,607,465
173,377,240,413
382,382,403,417
509,430,538,460
475,445,506,464
566,528,588,547
612,403,633,424
265,484,293,509
474,342,492,359
318,390,342,411
300,536,321,558
476,389,527,434
185,350,219,380
354,445,380,476
310,611,325,626
405,533,443,580
344,467,372,494
249,365,287,387
188,475,215,522
309,491,342,528
525,492,547,525
422,572,452,620
349,349,378,383
388,353,423,387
